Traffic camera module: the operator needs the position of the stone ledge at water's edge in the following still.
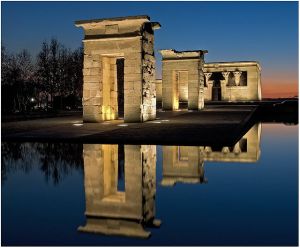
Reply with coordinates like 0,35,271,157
2,102,298,146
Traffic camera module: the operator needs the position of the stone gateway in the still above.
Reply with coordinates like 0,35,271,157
75,15,160,122
159,49,207,110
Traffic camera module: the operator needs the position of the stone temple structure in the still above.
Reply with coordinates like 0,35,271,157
159,49,207,110
156,61,262,108
203,61,262,101
79,144,160,238
75,15,160,122
75,14,262,121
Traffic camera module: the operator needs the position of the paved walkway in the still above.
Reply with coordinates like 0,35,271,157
2,105,257,146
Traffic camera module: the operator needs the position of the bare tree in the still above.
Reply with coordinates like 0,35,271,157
36,41,51,109
16,49,35,112
2,39,83,114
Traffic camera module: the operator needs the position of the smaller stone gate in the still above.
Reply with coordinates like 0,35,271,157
159,49,207,110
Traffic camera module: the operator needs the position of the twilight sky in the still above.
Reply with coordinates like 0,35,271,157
2,1,298,98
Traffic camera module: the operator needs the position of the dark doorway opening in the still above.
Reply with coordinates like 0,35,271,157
116,58,124,118
211,72,223,101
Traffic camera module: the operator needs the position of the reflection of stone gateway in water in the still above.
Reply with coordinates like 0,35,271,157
79,144,161,239
161,123,261,186
161,146,206,186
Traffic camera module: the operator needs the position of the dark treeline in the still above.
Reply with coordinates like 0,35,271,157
1,38,83,114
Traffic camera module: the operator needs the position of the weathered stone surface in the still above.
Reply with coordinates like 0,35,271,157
141,30,156,122
76,15,160,123
159,49,207,110
141,145,156,222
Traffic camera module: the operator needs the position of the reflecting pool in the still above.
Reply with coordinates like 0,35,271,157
1,123,298,246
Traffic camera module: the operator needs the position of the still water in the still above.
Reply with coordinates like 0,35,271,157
2,123,298,246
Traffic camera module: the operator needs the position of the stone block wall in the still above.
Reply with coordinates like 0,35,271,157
160,50,207,111
76,16,160,123
82,38,144,122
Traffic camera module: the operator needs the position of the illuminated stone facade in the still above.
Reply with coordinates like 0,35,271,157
79,144,160,238
159,49,207,110
203,62,262,101
75,16,160,122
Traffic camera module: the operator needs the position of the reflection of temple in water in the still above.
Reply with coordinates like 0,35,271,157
161,124,261,186
79,144,161,238
79,124,261,237
202,123,261,163
161,146,206,186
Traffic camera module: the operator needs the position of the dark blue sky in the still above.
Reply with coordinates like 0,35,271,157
1,1,298,96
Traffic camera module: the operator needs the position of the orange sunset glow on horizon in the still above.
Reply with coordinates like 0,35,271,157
261,70,298,98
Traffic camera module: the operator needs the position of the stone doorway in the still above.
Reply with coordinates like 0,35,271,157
178,71,189,109
172,71,180,110
102,55,125,120
211,72,223,101
172,70,189,110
